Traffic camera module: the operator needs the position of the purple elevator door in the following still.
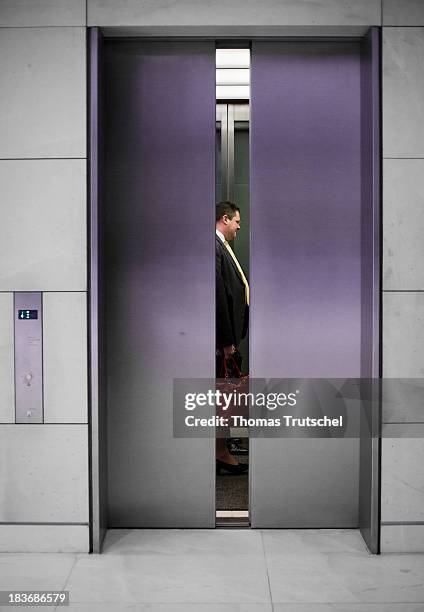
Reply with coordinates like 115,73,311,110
250,41,365,527
104,42,216,527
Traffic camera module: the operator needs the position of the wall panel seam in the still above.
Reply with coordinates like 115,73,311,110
383,26,424,29
0,26,87,30
381,521,424,526
0,158,87,161
382,422,424,424
0,522,89,526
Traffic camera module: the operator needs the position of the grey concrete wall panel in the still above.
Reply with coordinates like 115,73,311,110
43,292,88,423
0,27,86,159
383,292,424,377
0,525,89,553
104,41,216,527
0,425,89,522
381,524,424,553
0,160,86,291
383,159,424,290
382,439,424,522
250,41,365,528
383,28,424,158
88,0,380,27
0,0,86,27
383,0,424,26
382,423,424,438
0,293,14,423
382,379,424,424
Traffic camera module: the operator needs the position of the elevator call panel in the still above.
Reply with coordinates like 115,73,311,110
14,292,43,423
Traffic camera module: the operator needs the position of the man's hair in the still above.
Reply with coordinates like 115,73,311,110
216,201,240,222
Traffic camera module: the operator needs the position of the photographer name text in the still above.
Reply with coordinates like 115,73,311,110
184,415,343,428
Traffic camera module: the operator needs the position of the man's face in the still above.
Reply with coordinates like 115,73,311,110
224,211,241,242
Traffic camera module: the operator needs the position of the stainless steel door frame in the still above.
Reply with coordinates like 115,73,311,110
89,27,107,554
358,27,381,554
89,33,381,551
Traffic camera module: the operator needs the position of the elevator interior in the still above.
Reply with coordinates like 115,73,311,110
216,101,250,522
89,30,381,553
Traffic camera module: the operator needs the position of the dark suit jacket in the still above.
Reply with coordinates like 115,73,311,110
216,234,249,349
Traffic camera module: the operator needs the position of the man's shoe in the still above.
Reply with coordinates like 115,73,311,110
216,459,248,475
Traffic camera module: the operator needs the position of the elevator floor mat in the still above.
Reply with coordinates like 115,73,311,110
216,456,248,511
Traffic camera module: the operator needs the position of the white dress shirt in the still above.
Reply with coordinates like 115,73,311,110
216,229,225,243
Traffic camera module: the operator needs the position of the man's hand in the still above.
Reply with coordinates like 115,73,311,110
223,345,236,359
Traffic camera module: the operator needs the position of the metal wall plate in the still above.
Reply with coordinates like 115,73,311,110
14,292,43,423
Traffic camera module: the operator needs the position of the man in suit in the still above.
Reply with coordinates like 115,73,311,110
215,201,249,473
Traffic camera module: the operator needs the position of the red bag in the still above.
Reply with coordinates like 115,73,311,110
216,355,249,420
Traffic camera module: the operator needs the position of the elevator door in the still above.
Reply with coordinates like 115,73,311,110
249,41,375,528
104,41,216,527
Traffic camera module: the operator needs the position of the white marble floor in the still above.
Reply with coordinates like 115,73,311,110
0,529,423,611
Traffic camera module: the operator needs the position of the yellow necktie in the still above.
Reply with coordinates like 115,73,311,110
224,241,250,306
